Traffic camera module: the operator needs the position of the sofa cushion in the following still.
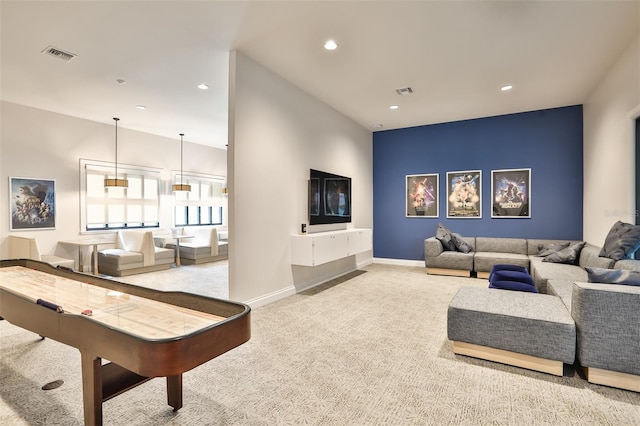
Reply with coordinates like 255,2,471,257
178,245,212,257
586,266,640,287
578,243,615,269
489,280,538,293
599,220,640,261
425,250,474,271
451,232,473,253
436,223,456,251
473,252,529,273
546,280,574,312
543,241,586,265
98,249,143,265
527,239,579,256
476,237,527,255
154,246,175,262
613,259,640,272
529,256,587,293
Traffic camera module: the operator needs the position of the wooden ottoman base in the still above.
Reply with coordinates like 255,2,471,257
452,341,564,376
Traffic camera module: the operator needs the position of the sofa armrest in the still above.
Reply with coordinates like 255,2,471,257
572,281,640,376
424,237,444,260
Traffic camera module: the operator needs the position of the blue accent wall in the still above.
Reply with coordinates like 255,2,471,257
373,105,583,261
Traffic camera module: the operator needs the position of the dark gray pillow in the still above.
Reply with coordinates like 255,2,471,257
599,221,640,261
435,223,456,251
586,266,640,286
451,232,473,253
543,241,586,264
537,242,570,257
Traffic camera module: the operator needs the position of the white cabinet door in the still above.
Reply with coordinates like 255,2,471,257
312,232,349,266
360,229,373,252
347,231,361,255
348,229,372,255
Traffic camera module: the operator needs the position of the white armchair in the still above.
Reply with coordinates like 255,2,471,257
8,235,75,269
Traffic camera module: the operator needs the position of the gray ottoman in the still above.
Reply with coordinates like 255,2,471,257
447,287,576,376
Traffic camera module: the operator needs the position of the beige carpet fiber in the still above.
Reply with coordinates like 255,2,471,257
1,263,639,425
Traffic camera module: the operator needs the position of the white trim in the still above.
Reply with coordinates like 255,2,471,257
247,262,377,308
357,257,374,269
373,257,424,267
245,285,296,309
631,103,640,222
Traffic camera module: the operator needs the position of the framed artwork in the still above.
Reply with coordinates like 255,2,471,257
10,177,56,230
446,170,481,218
491,168,531,218
406,174,438,218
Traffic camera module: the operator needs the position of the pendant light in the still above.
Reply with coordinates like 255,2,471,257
172,133,191,192
104,117,128,187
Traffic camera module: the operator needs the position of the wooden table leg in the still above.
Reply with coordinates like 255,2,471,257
92,244,99,275
167,375,183,411
81,353,103,426
175,240,182,266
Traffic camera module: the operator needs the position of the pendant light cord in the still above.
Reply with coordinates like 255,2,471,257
114,117,120,179
180,133,185,185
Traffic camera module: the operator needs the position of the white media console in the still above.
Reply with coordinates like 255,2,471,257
290,228,372,267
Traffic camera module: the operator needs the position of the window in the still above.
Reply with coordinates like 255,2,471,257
81,160,161,231
174,174,224,226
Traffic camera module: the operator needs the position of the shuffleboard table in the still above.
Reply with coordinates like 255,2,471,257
0,259,251,425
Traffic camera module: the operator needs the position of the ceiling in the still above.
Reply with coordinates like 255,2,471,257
1,1,638,150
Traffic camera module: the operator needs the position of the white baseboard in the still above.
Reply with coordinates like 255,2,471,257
357,257,374,269
245,285,296,309
373,257,424,267
245,256,412,309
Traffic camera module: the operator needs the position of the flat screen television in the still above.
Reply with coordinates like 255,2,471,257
309,169,351,225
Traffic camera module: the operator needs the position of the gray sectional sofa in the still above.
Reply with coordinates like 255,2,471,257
429,234,640,393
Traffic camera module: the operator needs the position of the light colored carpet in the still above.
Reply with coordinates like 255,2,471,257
1,263,639,425
117,260,229,299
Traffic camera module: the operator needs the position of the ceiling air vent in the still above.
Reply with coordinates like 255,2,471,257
395,86,414,95
41,46,77,62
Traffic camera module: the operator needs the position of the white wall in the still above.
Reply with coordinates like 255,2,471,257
228,51,373,306
583,34,640,244
0,101,227,266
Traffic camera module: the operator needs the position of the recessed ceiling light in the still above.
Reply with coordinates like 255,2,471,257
136,105,146,110
197,83,209,90
324,39,338,51
389,105,399,110
501,85,513,91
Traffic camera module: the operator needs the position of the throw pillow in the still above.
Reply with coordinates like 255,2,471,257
542,241,586,265
537,242,570,257
490,270,534,286
586,266,640,286
489,280,538,293
435,223,456,251
451,232,473,253
599,221,640,261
